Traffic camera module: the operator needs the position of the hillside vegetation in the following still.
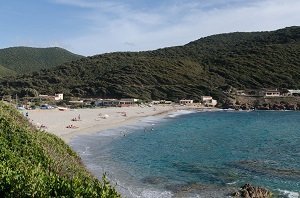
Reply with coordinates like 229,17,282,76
0,102,120,197
0,64,15,77
0,26,299,102
0,47,83,75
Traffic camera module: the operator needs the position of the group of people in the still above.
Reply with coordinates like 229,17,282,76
71,114,81,121
67,114,81,128
66,124,79,129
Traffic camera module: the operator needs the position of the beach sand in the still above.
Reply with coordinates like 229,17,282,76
27,105,203,143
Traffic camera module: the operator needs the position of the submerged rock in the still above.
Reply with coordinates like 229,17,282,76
232,183,272,198
165,183,237,198
230,160,300,180
141,176,167,185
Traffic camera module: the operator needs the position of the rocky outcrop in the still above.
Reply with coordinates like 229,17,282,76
232,184,272,198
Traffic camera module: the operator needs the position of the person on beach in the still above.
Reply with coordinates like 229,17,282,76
78,114,81,120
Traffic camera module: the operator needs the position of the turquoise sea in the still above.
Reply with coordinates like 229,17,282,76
71,110,300,198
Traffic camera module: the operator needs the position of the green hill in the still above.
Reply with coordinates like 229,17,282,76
0,102,119,197
0,47,83,75
0,26,299,103
0,64,16,77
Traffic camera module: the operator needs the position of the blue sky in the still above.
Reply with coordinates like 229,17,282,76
1,0,299,56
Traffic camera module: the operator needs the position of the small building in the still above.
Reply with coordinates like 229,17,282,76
119,98,137,107
54,93,63,101
201,96,213,102
179,99,193,105
151,100,160,105
69,100,84,104
165,101,172,104
287,90,300,96
264,89,280,97
39,93,64,101
201,96,217,107
102,99,119,107
159,100,172,104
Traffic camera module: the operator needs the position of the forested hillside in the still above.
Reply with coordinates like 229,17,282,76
0,47,83,75
0,64,15,77
0,26,299,102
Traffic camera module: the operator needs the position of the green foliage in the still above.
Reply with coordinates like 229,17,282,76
0,47,83,75
0,102,120,197
0,64,16,77
0,27,299,102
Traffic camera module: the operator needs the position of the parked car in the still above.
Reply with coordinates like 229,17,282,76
40,104,54,109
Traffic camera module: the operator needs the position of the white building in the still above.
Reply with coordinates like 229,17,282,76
69,100,84,104
264,90,280,97
201,96,217,107
55,93,63,101
102,99,119,107
159,100,172,104
179,99,193,105
39,93,63,101
287,90,300,96
119,98,138,106
151,100,160,105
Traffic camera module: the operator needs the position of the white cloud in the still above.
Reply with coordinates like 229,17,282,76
51,0,300,55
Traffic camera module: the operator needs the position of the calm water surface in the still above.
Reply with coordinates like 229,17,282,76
71,111,300,197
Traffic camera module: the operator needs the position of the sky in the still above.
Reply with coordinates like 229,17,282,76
0,0,299,56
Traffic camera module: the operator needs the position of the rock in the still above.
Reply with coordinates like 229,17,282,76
232,191,240,197
233,183,272,198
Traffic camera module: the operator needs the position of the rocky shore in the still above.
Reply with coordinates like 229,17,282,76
232,184,272,198
222,95,300,111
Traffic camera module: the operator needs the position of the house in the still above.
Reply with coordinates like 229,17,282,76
287,90,300,96
264,89,280,97
151,100,160,105
39,93,64,101
69,100,84,104
102,99,119,107
179,99,193,105
159,100,172,104
201,96,212,102
119,98,137,107
201,96,217,107
54,93,63,101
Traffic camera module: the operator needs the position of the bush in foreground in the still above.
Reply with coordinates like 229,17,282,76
0,102,120,197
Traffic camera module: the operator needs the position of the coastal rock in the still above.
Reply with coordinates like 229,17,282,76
232,183,272,198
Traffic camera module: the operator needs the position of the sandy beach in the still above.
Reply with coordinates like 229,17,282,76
27,105,203,143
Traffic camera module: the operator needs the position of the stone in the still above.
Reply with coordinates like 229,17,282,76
233,183,272,198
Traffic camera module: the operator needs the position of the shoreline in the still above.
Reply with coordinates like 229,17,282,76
27,105,208,143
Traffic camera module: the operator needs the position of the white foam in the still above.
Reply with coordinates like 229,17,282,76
167,110,196,118
140,189,173,198
226,181,237,185
278,189,299,198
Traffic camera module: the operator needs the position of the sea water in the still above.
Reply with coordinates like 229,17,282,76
70,111,300,197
